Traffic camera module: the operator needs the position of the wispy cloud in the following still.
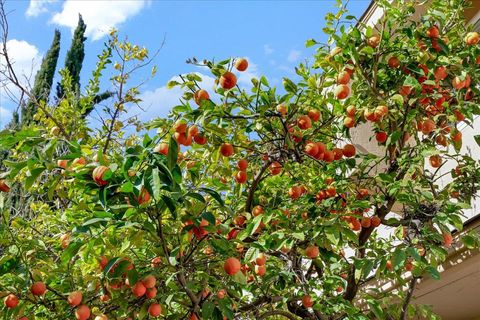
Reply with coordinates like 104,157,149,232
26,0,58,17
51,0,148,41
136,72,216,121
287,49,301,63
263,44,274,55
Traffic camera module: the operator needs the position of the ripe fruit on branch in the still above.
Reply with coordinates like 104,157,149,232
194,134,207,145
336,71,350,85
154,142,169,155
334,84,350,99
305,142,319,157
3,294,19,309
465,31,480,45
288,186,302,199
255,265,266,276
135,187,151,205
95,315,108,320
220,143,234,157
375,131,388,144
57,159,68,169
305,245,319,259
143,275,156,289
252,205,264,217
31,281,47,296
146,287,158,299
344,116,355,128
342,144,356,158
323,150,334,162
237,159,248,171
255,253,267,266
75,305,91,320
217,289,226,299
224,257,241,275
434,66,448,80
297,115,312,130
386,260,393,271
174,120,187,134
371,216,381,227
276,103,287,116
194,89,209,105
188,125,199,137
132,281,147,297
332,148,343,160
219,71,237,90
346,105,356,117
269,162,282,175
0,179,10,192
367,35,381,48
308,109,321,122
429,155,442,168
426,25,439,38
148,303,162,317
92,166,110,186
235,171,247,184
68,291,83,307
302,295,314,308
387,56,400,68
375,105,388,118
443,232,453,247
235,58,248,71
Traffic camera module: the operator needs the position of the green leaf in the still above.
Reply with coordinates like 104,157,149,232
202,302,216,319
25,167,45,190
232,270,247,285
305,39,317,48
367,299,385,319
61,242,83,264
162,195,177,219
104,257,121,275
167,137,178,170
200,188,224,206
392,248,406,269
152,168,162,201
426,266,440,280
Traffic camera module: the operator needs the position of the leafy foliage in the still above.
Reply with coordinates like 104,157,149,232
1,0,480,319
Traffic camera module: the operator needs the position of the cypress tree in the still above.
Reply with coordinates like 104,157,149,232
22,29,61,125
57,14,86,99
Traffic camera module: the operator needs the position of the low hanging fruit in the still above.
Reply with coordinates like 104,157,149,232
148,303,162,317
235,58,248,71
224,257,241,275
31,281,47,296
219,71,237,90
305,245,319,259
92,166,110,186
220,143,234,157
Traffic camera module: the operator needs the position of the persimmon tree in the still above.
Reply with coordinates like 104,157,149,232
1,0,480,319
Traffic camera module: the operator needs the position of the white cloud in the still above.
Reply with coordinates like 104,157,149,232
263,44,274,55
0,107,13,128
51,0,148,41
0,39,42,109
26,0,58,17
287,49,301,63
136,72,216,121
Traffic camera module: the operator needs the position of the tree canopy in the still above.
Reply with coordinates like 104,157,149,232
1,0,480,319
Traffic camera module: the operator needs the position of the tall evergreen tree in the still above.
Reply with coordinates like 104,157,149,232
56,14,86,99
21,30,61,125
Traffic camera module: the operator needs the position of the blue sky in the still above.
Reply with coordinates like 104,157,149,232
0,0,370,127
